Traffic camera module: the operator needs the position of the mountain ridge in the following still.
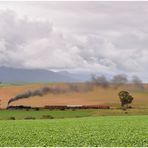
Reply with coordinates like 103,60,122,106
0,67,84,83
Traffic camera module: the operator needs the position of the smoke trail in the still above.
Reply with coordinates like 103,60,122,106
8,86,65,105
8,83,93,106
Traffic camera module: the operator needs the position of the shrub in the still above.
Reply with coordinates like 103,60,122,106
24,116,36,120
60,108,65,111
8,117,15,120
34,107,40,111
41,115,54,119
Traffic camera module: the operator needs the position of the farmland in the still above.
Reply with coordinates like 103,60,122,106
0,83,148,147
0,83,148,118
0,83,148,108
0,116,148,147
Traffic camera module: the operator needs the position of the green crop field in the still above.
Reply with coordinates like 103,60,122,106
0,116,148,147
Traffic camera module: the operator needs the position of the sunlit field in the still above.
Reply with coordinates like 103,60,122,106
0,116,148,147
0,83,148,147
0,83,148,108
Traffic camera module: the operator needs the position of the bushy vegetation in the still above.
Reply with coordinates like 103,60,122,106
0,116,147,147
41,115,54,119
24,116,36,120
8,117,15,120
118,91,134,109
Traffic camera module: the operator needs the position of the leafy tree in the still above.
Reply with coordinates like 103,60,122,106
118,91,134,109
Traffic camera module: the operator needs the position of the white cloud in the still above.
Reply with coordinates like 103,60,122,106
0,2,148,81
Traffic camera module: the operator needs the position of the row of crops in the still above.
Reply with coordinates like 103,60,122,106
0,115,148,146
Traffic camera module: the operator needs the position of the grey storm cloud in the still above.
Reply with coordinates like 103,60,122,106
0,2,148,81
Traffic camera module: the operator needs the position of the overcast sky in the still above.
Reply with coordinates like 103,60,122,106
0,1,148,81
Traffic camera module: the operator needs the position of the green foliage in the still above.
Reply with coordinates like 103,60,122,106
0,116,147,146
41,115,54,119
24,116,36,120
8,117,15,120
118,91,134,108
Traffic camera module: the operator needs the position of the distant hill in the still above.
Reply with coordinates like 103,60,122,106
0,67,88,83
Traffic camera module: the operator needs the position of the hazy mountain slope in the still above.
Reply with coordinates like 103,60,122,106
0,67,84,83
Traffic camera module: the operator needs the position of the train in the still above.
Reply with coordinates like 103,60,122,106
7,105,110,110
44,105,110,109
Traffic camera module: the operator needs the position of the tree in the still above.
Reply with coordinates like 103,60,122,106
118,91,134,109
112,74,128,88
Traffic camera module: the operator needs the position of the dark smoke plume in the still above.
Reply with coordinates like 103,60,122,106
90,74,109,88
8,86,66,105
8,84,93,106
131,75,144,90
111,74,128,88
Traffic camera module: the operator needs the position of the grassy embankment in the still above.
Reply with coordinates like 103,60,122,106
0,108,148,120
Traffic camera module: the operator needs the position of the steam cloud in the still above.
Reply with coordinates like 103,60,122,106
8,74,144,106
8,84,92,106
90,74,109,88
8,87,66,105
